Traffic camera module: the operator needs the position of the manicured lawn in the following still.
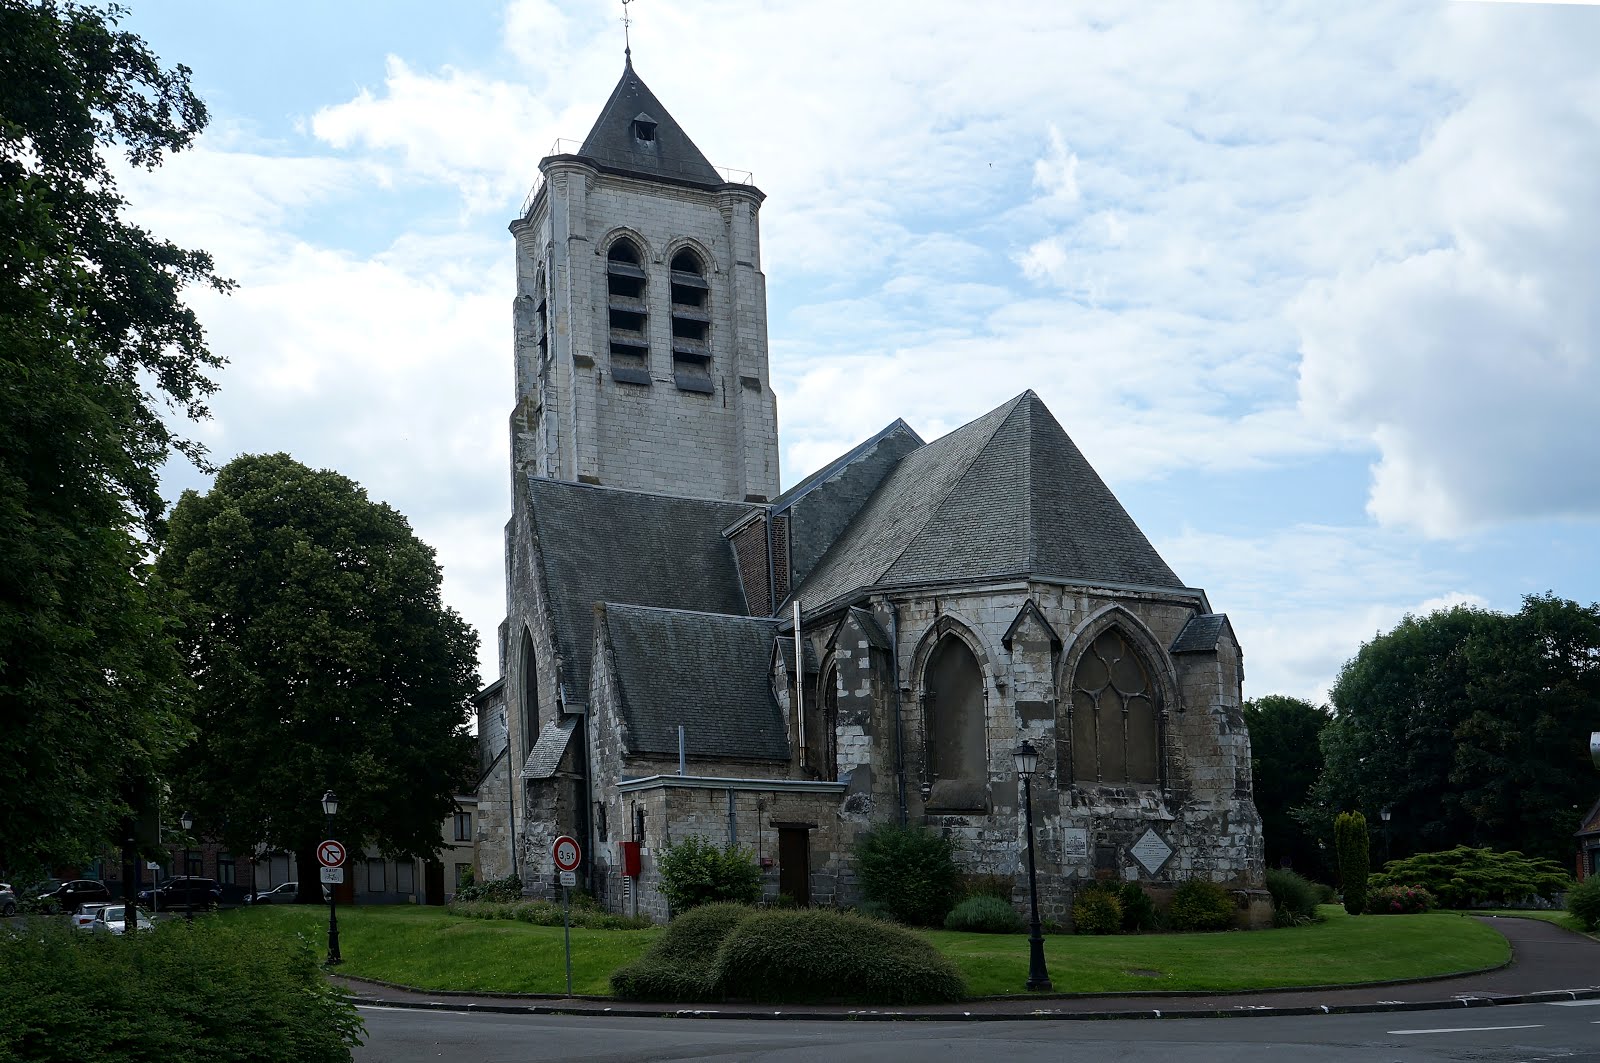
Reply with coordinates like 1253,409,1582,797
933,906,1507,997
231,902,1509,999
229,905,659,995
1451,909,1597,939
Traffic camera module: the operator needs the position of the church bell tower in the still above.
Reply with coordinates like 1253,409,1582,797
508,57,780,503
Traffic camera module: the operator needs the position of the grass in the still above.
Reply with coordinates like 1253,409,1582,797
224,902,1509,999
931,906,1508,997
1450,908,1598,939
229,905,659,995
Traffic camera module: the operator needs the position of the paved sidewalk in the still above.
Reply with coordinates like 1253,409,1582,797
332,915,1600,1022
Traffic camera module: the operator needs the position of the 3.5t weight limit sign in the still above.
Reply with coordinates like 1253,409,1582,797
552,835,581,873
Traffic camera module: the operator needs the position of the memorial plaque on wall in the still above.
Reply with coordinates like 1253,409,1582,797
1131,828,1173,875
1061,827,1089,863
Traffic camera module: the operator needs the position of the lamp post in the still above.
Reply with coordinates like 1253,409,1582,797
179,810,195,922
321,790,342,965
1013,740,1052,992
1380,806,1392,866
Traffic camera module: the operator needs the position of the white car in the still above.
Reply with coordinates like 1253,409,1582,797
92,905,154,934
70,902,112,930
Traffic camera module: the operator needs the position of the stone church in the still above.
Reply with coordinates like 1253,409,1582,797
472,57,1266,925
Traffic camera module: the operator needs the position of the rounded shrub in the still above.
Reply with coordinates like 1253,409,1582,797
1167,879,1235,932
944,895,1024,933
854,823,959,926
1364,883,1434,915
1563,876,1600,932
709,909,966,1004
1072,888,1123,935
1118,882,1161,932
1265,868,1321,927
853,899,899,923
610,902,754,1001
656,835,762,913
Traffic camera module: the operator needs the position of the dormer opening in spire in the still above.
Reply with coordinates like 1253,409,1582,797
632,112,657,143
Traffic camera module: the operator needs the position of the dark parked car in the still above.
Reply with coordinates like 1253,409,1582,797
0,883,16,917
37,879,112,913
138,876,222,911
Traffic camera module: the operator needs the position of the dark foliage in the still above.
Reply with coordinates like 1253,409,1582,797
610,902,752,1001
943,895,1024,933
1334,811,1370,915
1243,695,1331,877
1167,879,1235,932
854,823,959,926
0,0,231,875
1567,876,1600,932
655,835,762,913
1072,888,1122,935
0,917,361,1061
1365,884,1435,914
452,873,523,904
450,899,652,930
1368,846,1572,908
1117,882,1161,932
1264,868,1322,927
709,909,966,1004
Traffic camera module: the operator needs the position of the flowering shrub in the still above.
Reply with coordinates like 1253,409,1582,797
1365,883,1435,915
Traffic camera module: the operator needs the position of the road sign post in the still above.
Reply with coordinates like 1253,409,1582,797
552,836,582,997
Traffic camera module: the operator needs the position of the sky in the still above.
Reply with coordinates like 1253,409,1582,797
113,0,1600,706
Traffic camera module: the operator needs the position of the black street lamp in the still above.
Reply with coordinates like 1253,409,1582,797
1013,740,1052,992
1380,806,1392,865
321,790,342,965
179,810,195,922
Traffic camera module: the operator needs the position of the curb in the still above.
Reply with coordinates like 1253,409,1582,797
344,986,1600,1023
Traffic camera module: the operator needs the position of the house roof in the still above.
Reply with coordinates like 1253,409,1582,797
521,717,577,780
1171,613,1233,654
523,477,756,704
598,603,790,761
575,59,725,187
796,391,1183,611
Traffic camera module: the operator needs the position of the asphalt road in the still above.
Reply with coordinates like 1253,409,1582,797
353,999,1600,1062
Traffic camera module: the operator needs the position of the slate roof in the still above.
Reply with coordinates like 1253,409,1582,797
772,419,924,590
524,478,756,704
796,391,1184,611
599,603,789,761
575,60,725,187
521,717,577,780
1171,613,1231,654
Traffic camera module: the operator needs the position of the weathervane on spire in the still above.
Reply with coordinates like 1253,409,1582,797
621,0,635,64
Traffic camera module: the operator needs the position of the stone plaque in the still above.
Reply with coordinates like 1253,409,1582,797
1130,829,1172,875
1061,828,1089,864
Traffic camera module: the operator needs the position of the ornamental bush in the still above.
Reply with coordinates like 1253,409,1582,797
1334,811,1370,915
944,895,1024,933
1563,876,1600,932
0,917,361,1062
1072,888,1123,935
1364,883,1435,915
1367,846,1573,908
655,835,763,913
1118,882,1162,932
1265,868,1322,927
1167,879,1235,932
610,902,753,1001
453,872,523,903
854,823,960,926
709,909,966,1004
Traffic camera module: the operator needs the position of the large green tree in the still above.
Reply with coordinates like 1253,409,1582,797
1242,695,1330,878
0,1,228,875
1304,595,1600,864
159,454,479,901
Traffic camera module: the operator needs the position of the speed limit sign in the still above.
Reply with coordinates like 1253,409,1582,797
552,835,582,873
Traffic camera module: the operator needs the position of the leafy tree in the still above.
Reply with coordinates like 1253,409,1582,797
1334,810,1369,915
1242,695,1330,877
655,836,762,913
158,454,478,902
854,823,959,926
0,0,229,875
1303,596,1600,865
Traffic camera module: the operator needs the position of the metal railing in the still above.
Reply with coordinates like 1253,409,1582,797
517,138,756,218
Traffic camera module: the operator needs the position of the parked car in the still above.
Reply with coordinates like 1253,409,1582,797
138,876,222,911
92,905,153,935
37,879,112,913
0,883,16,917
70,902,112,930
252,881,299,904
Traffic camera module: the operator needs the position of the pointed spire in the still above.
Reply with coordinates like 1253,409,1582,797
575,60,724,186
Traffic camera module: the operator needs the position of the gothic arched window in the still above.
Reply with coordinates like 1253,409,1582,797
669,248,712,393
923,635,987,811
606,238,650,385
811,664,839,781
1070,629,1160,786
520,629,540,757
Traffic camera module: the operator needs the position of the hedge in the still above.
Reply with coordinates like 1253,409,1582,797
610,902,752,1001
0,918,361,1062
854,823,959,926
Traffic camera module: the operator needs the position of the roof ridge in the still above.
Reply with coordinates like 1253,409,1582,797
603,601,776,622
771,418,923,513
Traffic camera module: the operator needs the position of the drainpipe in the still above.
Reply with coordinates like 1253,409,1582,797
794,599,806,770
507,700,520,881
889,601,908,826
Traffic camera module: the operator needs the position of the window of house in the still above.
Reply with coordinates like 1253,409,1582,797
395,860,415,896
607,239,651,385
668,248,712,393
186,851,203,877
367,859,386,893
923,635,986,810
217,853,235,885
1070,629,1160,786
454,811,472,842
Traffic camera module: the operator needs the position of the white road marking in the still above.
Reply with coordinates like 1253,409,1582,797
356,1004,480,1017
1544,999,1600,1007
1389,1024,1544,1035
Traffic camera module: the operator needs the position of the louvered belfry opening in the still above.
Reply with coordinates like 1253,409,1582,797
668,249,712,394
607,239,650,385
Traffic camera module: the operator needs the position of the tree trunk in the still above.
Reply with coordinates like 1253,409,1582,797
295,840,322,904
